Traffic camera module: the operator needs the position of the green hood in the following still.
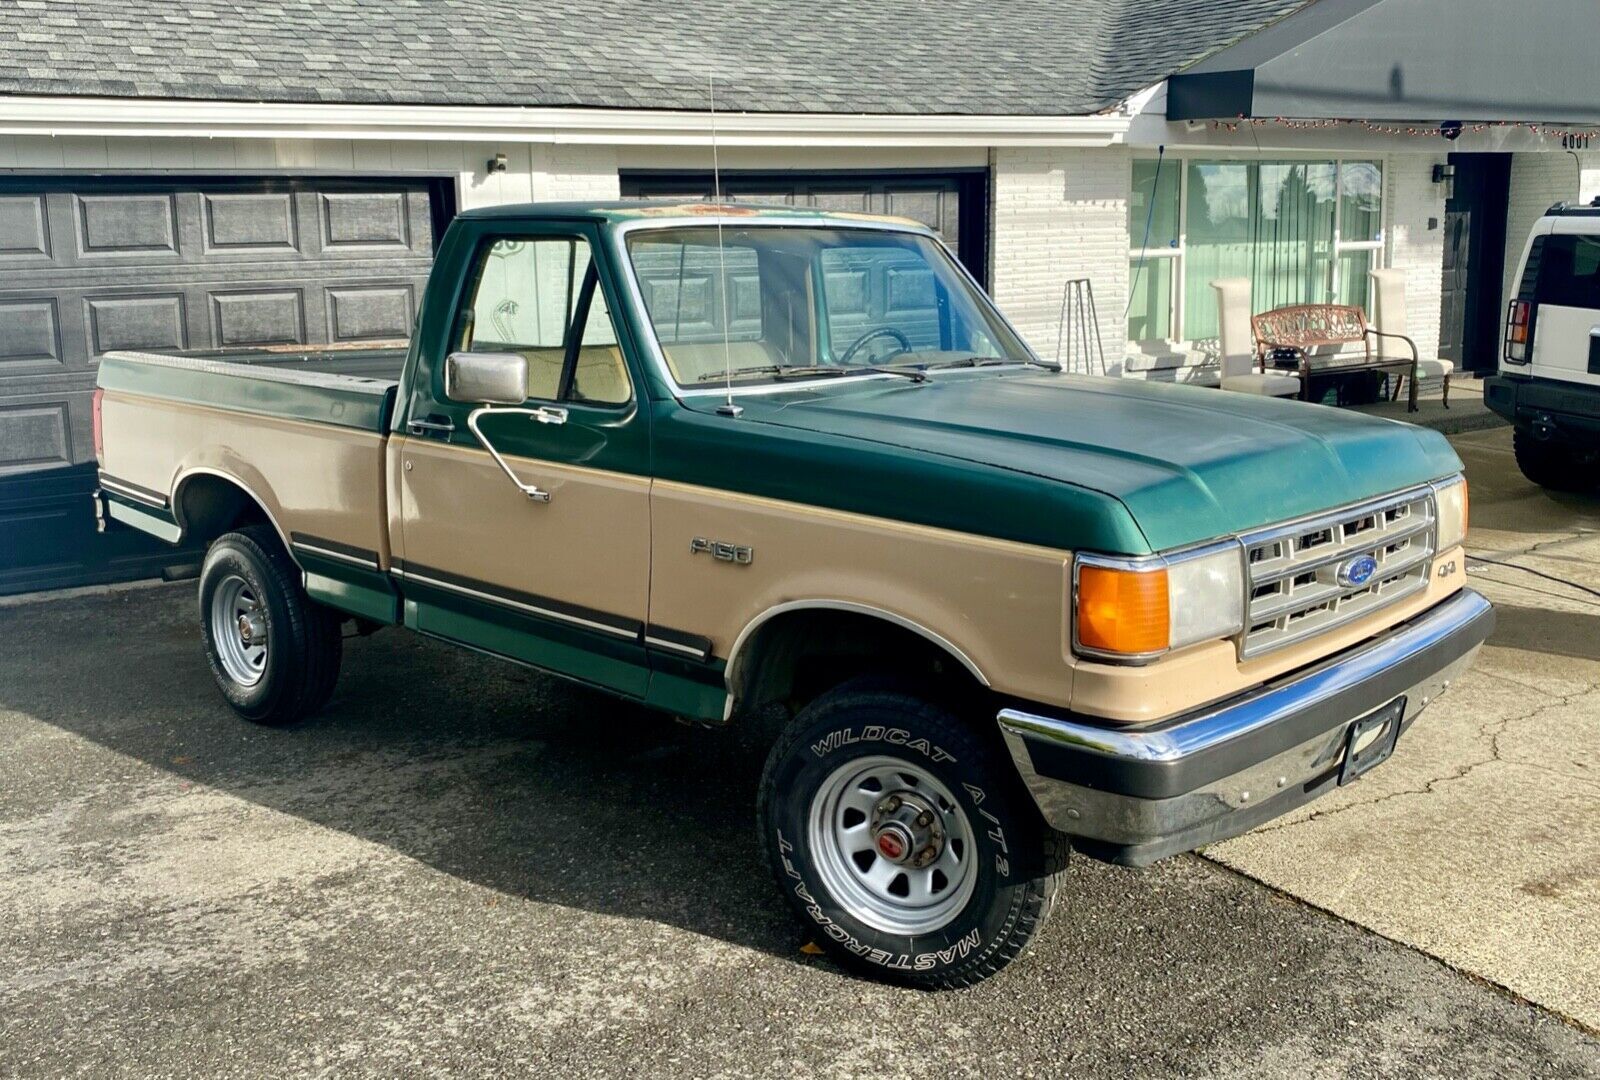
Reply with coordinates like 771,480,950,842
727,372,1462,552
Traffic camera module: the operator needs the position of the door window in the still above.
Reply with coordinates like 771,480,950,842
454,236,631,405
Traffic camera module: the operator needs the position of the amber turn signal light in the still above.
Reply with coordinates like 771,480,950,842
1076,565,1171,656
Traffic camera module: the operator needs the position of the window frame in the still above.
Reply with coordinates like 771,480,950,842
450,231,634,409
1128,154,1388,346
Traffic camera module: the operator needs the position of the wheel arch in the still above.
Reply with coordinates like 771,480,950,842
172,467,298,564
725,601,991,720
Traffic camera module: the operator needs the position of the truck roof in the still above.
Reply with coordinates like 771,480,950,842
455,200,931,231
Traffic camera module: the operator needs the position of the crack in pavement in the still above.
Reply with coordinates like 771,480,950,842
1233,678,1600,838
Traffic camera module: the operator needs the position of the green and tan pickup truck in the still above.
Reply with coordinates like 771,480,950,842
95,202,1492,987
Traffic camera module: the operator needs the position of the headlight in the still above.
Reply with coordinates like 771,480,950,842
1434,476,1468,551
1073,542,1246,662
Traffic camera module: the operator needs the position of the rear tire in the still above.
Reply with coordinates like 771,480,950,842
198,524,342,726
1513,429,1600,492
758,680,1063,989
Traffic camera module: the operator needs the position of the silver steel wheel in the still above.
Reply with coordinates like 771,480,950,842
807,754,978,936
210,573,267,687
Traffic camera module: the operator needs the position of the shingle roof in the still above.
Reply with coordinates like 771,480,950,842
0,0,1312,115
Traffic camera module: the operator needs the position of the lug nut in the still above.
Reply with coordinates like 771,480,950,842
916,812,933,827
885,796,901,812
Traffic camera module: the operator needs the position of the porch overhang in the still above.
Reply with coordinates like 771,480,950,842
1167,0,1600,126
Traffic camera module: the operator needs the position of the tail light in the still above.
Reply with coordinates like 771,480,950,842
92,387,105,462
1506,300,1531,363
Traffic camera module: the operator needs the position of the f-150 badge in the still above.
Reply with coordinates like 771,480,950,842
690,537,753,565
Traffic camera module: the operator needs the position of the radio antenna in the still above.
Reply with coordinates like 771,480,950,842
710,74,741,417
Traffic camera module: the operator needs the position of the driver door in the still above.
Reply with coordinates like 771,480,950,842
392,225,652,696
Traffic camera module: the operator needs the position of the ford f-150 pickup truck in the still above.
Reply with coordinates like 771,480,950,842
94,201,1492,988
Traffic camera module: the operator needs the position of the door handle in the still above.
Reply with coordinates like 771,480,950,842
532,406,568,425
465,407,554,503
407,415,455,437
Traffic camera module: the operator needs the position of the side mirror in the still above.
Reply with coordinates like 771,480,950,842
444,351,527,406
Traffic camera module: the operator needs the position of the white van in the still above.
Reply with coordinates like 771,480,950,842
1488,201,1600,490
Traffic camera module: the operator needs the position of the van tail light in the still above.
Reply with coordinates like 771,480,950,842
1506,300,1530,363
92,387,105,462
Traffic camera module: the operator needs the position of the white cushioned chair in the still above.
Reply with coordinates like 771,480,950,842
1210,278,1301,397
1369,268,1454,407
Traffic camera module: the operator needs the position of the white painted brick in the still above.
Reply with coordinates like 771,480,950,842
1385,154,1448,363
989,146,1131,368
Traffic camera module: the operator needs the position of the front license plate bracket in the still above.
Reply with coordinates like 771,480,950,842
1340,697,1406,785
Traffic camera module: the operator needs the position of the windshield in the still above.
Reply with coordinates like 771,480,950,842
625,225,1034,387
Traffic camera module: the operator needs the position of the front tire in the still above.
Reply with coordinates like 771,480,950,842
198,524,342,726
1513,429,1600,492
758,681,1062,989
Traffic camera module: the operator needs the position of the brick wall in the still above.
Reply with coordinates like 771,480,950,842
536,145,622,202
989,146,1131,370
1384,154,1448,363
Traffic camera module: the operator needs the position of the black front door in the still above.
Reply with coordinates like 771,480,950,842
1438,153,1512,375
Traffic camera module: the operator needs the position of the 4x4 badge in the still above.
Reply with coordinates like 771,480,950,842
690,537,753,565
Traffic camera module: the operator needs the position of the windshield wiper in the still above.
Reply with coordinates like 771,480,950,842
913,356,1062,372
694,364,927,384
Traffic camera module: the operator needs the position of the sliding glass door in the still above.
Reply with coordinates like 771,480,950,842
1127,157,1384,346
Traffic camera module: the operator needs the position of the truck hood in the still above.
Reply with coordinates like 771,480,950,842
722,372,1462,552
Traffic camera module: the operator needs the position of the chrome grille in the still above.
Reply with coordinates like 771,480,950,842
1240,487,1436,657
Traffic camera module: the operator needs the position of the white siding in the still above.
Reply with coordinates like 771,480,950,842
0,135,624,214
988,146,1131,368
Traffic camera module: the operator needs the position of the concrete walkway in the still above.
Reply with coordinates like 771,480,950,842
1351,376,1504,435
1209,426,1600,1032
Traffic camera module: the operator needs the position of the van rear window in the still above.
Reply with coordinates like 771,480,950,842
1534,234,1600,309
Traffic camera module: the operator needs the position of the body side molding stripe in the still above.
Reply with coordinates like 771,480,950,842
97,472,169,509
643,624,715,662
290,533,382,570
390,559,643,640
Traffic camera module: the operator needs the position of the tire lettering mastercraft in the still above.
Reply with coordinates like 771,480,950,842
777,828,980,970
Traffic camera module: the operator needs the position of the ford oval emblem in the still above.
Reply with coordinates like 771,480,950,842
1338,554,1379,588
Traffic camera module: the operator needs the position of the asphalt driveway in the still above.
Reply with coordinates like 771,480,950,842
2,430,1598,1078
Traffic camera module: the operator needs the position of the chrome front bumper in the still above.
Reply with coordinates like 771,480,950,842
998,589,1495,866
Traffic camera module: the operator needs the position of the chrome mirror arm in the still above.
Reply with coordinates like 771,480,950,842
464,406,565,503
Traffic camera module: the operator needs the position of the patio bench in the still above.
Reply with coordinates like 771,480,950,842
1252,303,1420,411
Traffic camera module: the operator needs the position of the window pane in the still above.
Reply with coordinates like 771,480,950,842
1130,158,1180,251
1339,161,1383,243
459,237,585,400
1336,249,1374,308
570,278,631,404
1534,234,1600,309
1182,161,1336,339
1128,257,1173,341
628,227,1029,386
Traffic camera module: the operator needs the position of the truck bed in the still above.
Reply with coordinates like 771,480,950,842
95,342,405,609
99,341,407,434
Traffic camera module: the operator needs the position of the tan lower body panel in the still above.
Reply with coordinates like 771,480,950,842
99,391,389,562
648,479,1078,710
394,437,651,626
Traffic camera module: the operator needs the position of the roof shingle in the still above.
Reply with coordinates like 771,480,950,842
0,0,1311,115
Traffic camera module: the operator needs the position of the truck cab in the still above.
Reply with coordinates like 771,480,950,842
1488,200,1600,489
94,202,1492,989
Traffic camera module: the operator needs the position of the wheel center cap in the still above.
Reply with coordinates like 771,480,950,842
237,612,264,646
873,823,913,863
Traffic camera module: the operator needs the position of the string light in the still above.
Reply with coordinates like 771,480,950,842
1208,116,1598,147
